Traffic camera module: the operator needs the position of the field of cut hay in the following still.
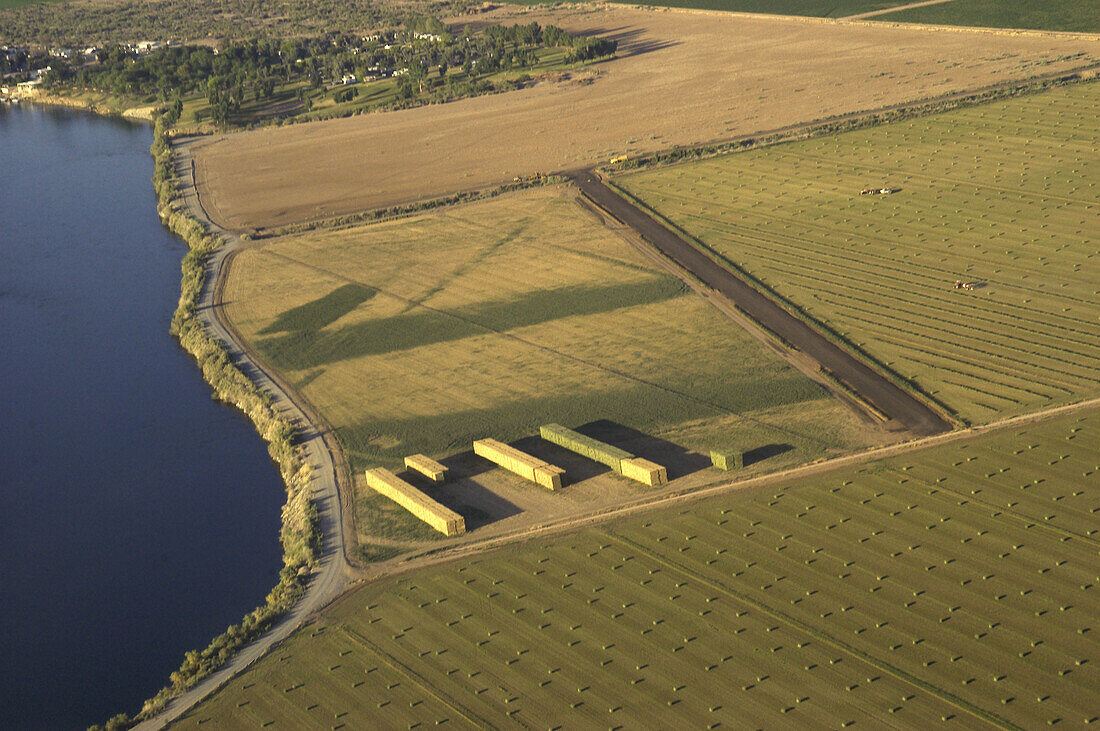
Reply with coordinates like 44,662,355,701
175,408,1100,728
190,4,1099,229
223,186,869,540
617,83,1100,425
874,0,1100,33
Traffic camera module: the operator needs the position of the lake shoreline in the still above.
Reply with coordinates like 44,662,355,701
10,99,345,729
118,116,349,728
0,103,290,729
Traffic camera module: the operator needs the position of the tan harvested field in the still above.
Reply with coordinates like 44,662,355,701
222,186,876,548
191,4,1099,230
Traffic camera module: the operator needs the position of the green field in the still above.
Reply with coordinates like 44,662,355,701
0,0,64,8
505,0,912,18
616,83,1100,425
175,408,1100,728
875,0,1100,33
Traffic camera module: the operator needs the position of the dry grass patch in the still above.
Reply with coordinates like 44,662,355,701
192,4,1099,229
223,186,872,542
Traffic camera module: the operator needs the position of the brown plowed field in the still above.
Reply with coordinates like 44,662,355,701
192,4,1098,230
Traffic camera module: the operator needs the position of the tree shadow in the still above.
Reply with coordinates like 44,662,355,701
744,443,793,466
573,25,680,58
257,278,682,371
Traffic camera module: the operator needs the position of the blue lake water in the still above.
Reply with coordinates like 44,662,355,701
0,104,283,729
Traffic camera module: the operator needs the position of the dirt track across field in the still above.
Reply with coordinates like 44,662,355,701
190,4,1099,230
570,170,951,436
842,0,955,20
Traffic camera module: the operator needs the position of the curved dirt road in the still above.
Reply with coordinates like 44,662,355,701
134,139,351,730
570,170,951,436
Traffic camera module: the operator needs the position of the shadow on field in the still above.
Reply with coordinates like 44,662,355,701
514,435,614,484
576,420,711,479
257,278,683,370
578,25,680,58
430,451,524,529
744,443,793,466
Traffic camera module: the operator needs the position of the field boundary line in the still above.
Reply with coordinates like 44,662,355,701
573,191,894,428
192,399,1099,720
210,246,362,570
575,171,956,434
603,532,1016,730
581,195,895,429
610,3,1100,41
606,68,1099,179
837,14,1100,40
190,63,1098,237
138,138,355,730
598,175,963,425
260,175,568,240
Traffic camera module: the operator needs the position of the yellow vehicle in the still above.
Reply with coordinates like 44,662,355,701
610,154,627,164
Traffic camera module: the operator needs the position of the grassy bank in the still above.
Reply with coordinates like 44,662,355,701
90,117,322,729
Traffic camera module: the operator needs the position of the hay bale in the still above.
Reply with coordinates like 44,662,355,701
534,465,566,491
710,450,744,471
365,468,465,536
621,457,667,486
473,438,565,491
539,423,633,470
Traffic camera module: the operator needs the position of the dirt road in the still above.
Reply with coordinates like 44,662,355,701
842,0,956,20
133,139,353,730
569,170,951,436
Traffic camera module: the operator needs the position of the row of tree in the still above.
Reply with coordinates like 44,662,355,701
39,19,617,127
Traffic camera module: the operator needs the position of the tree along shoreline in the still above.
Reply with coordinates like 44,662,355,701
11,21,616,132
90,116,322,730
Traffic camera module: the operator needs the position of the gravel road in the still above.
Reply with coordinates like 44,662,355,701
134,139,352,730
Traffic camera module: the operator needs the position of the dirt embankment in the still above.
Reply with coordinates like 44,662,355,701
189,4,1098,230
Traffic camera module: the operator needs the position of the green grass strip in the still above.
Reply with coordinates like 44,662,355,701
606,531,1024,730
